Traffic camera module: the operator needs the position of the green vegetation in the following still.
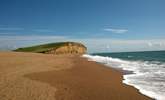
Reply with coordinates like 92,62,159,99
14,42,86,53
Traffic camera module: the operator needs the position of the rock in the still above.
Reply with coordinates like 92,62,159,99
44,42,87,55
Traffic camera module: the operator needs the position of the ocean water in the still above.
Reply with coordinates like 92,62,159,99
83,51,165,100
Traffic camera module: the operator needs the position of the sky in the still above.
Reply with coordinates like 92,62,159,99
0,0,165,53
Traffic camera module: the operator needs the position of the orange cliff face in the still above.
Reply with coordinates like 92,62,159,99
44,42,87,55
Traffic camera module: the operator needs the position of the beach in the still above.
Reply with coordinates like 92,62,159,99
0,52,152,100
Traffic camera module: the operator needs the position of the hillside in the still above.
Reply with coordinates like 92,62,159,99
14,42,87,55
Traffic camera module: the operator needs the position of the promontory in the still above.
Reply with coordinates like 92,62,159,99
14,42,87,55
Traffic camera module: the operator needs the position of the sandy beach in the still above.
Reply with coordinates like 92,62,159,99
0,52,152,100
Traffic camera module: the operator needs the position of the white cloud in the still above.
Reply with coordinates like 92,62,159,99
159,43,163,46
0,32,16,35
103,28,128,33
0,27,24,31
147,42,153,47
147,42,165,48
0,35,66,41
0,35,165,53
106,45,110,49
72,38,165,53
33,29,55,33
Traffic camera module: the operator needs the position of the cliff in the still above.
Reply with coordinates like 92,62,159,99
14,42,87,55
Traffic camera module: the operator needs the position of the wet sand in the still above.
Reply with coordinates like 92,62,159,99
0,52,152,100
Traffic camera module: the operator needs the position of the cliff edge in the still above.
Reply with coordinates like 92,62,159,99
14,42,87,55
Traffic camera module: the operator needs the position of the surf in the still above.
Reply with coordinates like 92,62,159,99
83,54,165,100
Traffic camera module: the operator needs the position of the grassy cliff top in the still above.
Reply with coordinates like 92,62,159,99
14,42,87,53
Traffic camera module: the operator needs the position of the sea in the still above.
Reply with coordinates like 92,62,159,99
83,51,165,100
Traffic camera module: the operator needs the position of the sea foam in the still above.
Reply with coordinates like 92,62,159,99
83,54,165,100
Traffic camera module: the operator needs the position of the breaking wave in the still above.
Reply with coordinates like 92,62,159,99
83,54,165,100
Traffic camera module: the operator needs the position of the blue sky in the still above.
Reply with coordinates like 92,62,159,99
0,0,165,53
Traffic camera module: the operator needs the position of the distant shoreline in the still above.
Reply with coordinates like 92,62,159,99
0,52,152,100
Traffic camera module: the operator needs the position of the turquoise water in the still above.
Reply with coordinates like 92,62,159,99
83,51,165,100
93,51,165,63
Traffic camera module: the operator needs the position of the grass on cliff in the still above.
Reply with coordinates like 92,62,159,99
14,42,83,53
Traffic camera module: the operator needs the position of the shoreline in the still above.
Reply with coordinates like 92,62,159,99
84,57,154,100
0,52,153,100
83,54,157,100
105,64,155,100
